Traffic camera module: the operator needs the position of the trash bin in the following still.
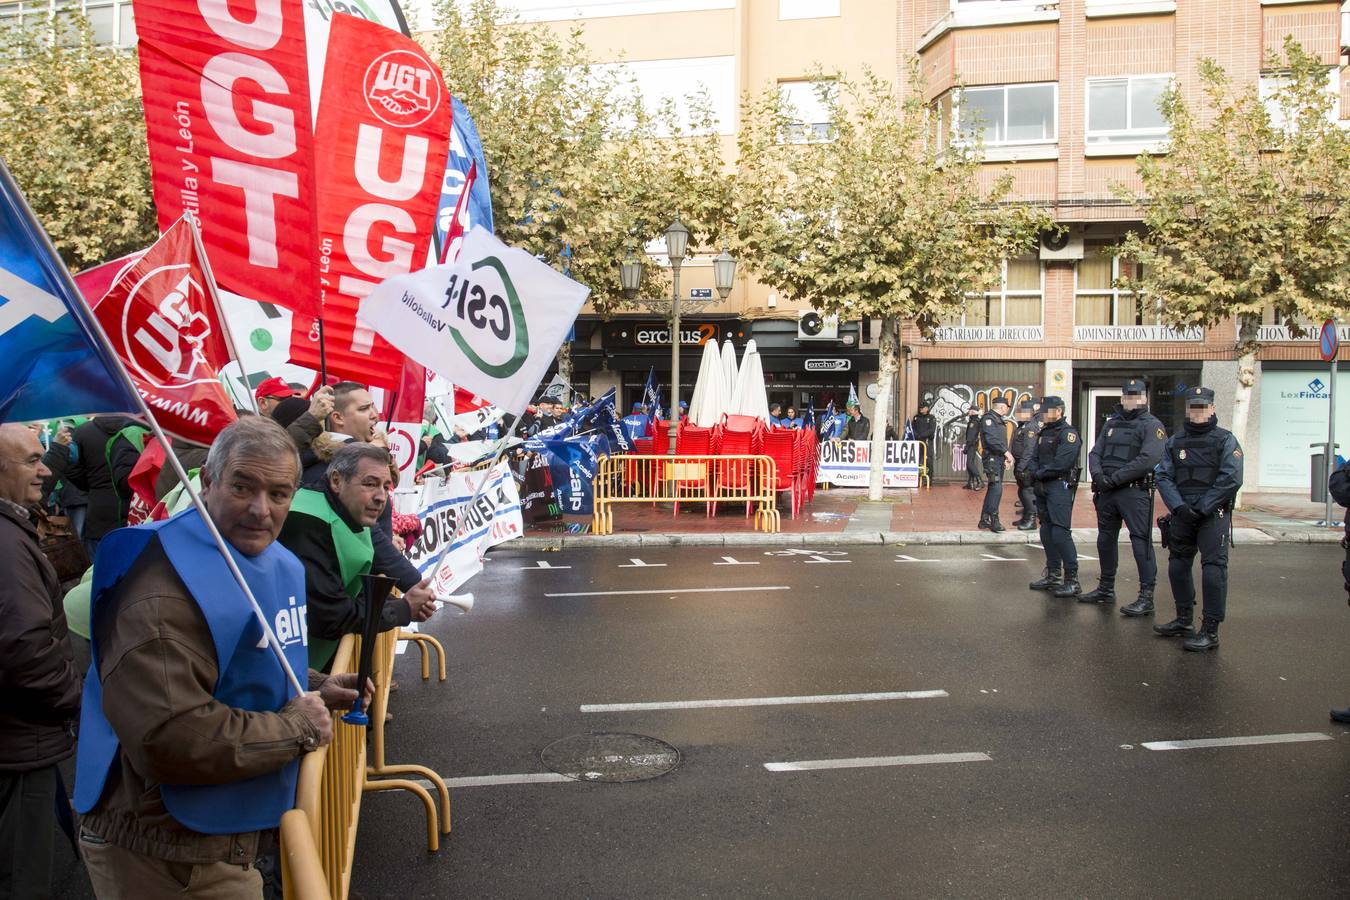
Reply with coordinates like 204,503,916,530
1312,452,1328,504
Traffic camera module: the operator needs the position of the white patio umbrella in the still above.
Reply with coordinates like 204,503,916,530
730,340,770,421
720,339,738,401
688,339,726,427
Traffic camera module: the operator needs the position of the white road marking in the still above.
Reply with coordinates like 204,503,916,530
580,689,947,713
521,561,571,570
764,549,846,557
895,555,940,562
713,556,760,566
980,553,1025,561
805,555,852,564
764,752,991,773
545,585,791,598
1141,732,1332,751
618,558,666,568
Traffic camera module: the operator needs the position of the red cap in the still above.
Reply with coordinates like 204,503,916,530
254,376,293,401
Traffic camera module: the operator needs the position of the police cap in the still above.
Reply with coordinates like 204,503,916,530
1041,395,1065,410
1017,399,1035,412
1185,386,1215,407
1123,378,1147,395
990,395,1010,408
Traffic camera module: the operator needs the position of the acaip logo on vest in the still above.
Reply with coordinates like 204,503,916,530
256,595,308,650
442,257,530,379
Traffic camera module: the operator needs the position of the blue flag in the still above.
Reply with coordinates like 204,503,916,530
534,435,601,515
435,97,494,252
0,162,140,423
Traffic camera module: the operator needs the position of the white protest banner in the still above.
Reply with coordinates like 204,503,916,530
386,420,424,482
817,440,923,489
358,226,589,416
401,460,522,595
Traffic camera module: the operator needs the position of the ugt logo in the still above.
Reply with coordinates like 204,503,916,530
442,257,530,378
121,264,214,389
363,50,440,129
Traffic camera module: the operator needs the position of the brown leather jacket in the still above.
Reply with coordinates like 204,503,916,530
0,502,82,771
80,539,323,866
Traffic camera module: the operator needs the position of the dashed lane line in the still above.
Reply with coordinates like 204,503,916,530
544,585,791,598
580,689,948,713
1140,732,1332,751
764,752,992,773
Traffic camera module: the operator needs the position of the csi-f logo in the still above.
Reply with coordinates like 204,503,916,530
441,258,530,378
364,50,440,128
121,264,213,389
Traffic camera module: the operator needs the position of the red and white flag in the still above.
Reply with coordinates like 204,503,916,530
439,160,476,265
131,0,321,317
93,218,239,447
289,13,452,389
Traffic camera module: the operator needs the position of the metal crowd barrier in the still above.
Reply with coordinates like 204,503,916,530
592,454,780,535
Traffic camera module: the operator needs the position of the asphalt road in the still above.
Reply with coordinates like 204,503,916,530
348,542,1350,900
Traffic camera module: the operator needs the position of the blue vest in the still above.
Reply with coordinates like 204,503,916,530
74,509,310,834
620,414,650,443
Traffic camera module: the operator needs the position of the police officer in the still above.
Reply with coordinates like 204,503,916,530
1082,379,1167,613
1154,387,1243,651
963,408,983,490
1010,400,1041,531
978,397,1013,532
911,400,937,481
1029,396,1082,597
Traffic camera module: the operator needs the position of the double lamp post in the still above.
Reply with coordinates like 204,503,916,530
621,219,737,455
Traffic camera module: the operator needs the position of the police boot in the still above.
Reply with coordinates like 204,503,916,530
1018,515,1038,532
1029,567,1062,591
964,477,976,490
1182,618,1220,651
1053,568,1082,598
1078,577,1115,604
1330,708,1350,724
978,513,991,530
1153,613,1194,638
1119,586,1155,617
989,515,1006,534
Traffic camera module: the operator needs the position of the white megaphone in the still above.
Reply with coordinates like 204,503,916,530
440,592,474,614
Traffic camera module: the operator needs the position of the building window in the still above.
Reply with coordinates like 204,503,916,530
946,255,1043,327
958,83,1057,146
1086,75,1170,144
1260,69,1342,132
779,0,839,20
596,56,737,136
1074,242,1159,326
0,0,136,47
779,79,835,143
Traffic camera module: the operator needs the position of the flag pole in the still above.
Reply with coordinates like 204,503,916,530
183,212,259,415
4,175,307,696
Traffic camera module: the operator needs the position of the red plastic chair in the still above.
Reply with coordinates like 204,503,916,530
761,429,800,517
672,426,713,515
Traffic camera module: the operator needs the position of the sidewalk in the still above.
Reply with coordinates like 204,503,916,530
516,484,1347,549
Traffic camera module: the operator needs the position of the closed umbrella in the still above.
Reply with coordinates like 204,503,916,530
737,343,771,422
720,339,738,403
688,340,726,428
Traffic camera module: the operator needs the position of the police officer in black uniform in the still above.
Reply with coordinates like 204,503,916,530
1082,378,1167,613
911,400,937,482
963,408,983,490
977,396,1013,532
1029,396,1082,597
1154,387,1243,651
1011,400,1041,531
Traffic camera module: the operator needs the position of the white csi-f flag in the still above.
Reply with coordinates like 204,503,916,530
359,227,589,417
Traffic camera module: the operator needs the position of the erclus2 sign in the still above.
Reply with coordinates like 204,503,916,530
358,226,589,416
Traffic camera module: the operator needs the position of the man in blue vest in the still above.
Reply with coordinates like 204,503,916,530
620,403,652,444
75,417,367,898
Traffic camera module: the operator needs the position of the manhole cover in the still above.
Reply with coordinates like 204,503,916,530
540,732,680,783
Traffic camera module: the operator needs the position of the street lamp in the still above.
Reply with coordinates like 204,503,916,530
664,219,689,455
712,248,737,300
620,252,643,301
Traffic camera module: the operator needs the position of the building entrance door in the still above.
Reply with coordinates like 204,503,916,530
1085,388,1121,453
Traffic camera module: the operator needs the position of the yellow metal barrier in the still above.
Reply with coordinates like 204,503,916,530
398,629,447,682
285,635,363,900
592,454,780,535
364,628,451,851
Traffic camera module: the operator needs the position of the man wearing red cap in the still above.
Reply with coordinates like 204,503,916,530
254,377,298,417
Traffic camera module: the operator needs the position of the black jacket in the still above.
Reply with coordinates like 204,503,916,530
844,414,871,441
910,413,936,443
42,415,143,540
0,503,82,771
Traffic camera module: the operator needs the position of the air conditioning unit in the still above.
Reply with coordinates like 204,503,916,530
1039,227,1084,261
798,310,839,341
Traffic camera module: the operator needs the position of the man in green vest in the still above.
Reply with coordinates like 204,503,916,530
278,442,437,670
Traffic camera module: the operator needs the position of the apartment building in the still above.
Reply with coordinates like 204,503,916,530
897,0,1349,490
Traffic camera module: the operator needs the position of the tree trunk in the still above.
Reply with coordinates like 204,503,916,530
1229,315,1258,507
867,316,901,502
556,340,574,388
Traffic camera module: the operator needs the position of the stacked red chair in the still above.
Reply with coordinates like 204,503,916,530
760,428,800,518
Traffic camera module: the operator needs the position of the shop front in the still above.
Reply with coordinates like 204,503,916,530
1070,361,1203,451
916,360,1043,482
1256,361,1348,492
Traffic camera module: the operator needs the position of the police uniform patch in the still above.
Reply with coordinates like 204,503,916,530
1107,429,1114,437
1156,428,1165,440
1179,449,1187,459
1067,432,1076,443
1234,449,1242,457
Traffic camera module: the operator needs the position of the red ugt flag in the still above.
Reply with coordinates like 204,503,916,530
132,0,320,317
93,218,239,446
289,13,452,390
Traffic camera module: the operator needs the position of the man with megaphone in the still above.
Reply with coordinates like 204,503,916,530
278,442,438,672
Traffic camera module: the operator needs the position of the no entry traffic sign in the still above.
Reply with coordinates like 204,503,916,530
1320,319,1339,363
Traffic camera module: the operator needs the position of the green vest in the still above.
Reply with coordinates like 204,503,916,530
288,488,374,669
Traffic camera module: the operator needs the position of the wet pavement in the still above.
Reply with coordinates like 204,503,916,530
351,541,1350,899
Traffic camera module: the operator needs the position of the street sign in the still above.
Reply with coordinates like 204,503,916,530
1320,319,1339,362
690,288,712,299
